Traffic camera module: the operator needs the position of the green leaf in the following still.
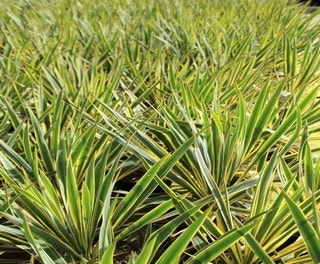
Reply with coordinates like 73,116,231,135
0,140,33,178
243,233,274,264
156,208,211,264
245,108,299,175
250,149,278,219
23,215,67,264
28,109,54,174
136,201,206,263
65,157,82,236
100,241,116,264
185,219,260,264
112,135,195,228
116,198,174,241
283,192,320,263
303,142,315,193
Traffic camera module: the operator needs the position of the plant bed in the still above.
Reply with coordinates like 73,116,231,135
0,0,320,263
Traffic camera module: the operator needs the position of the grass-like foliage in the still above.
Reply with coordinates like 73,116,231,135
0,0,320,263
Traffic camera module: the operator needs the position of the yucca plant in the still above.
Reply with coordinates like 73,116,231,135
1,0,320,263
98,81,319,263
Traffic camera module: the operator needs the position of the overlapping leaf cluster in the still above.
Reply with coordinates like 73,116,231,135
0,0,320,263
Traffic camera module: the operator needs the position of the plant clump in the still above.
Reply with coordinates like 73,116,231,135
0,0,320,263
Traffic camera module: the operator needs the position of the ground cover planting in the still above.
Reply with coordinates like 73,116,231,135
0,0,320,263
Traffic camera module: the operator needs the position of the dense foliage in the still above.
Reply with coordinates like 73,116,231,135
0,0,319,263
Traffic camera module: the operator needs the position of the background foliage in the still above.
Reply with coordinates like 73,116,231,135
0,0,319,263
